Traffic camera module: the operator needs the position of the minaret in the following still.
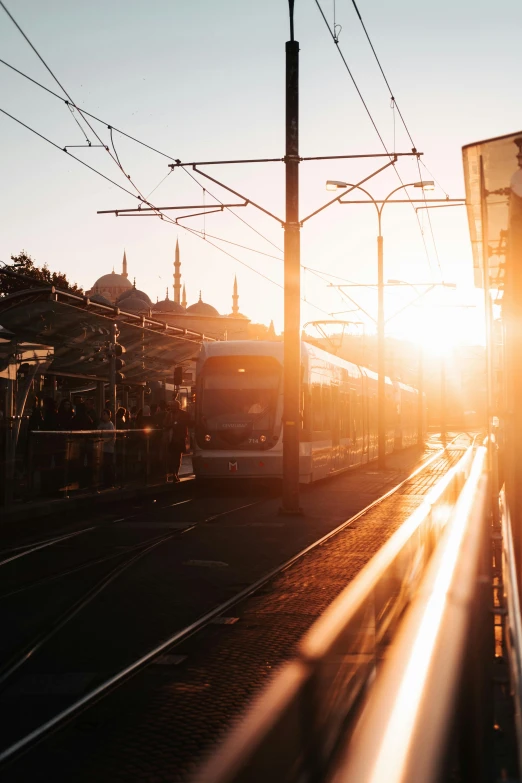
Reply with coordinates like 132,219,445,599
173,238,181,304
181,283,187,309
122,250,128,279
232,275,239,316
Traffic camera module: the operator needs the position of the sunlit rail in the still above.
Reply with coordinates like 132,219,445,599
197,441,485,783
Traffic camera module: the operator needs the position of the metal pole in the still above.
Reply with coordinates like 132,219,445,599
480,157,493,472
281,31,301,514
441,355,447,445
109,322,117,416
377,233,386,469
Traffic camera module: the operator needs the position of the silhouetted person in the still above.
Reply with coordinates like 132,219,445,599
40,397,58,431
166,400,188,481
72,403,94,431
71,402,95,488
115,407,128,430
57,399,74,430
39,398,59,495
98,408,115,487
86,398,98,427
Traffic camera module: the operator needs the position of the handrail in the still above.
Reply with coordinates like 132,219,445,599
198,441,476,783
500,489,522,776
332,446,489,783
27,429,166,435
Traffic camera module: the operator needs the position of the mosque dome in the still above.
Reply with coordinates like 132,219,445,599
119,294,151,313
116,282,151,307
186,292,220,317
152,298,186,314
152,288,186,314
88,251,132,304
92,272,132,291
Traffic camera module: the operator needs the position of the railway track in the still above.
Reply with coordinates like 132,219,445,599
0,439,467,778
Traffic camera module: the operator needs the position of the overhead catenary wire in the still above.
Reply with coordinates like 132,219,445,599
348,0,446,278
0,102,336,318
0,57,288,262
314,0,438,279
0,108,139,201
0,5,172,229
180,223,333,318
0,43,344,315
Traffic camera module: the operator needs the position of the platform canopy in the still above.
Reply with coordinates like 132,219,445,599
0,286,211,384
462,131,522,288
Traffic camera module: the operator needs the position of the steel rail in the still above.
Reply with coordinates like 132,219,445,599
0,497,193,564
0,527,96,568
0,501,262,687
0,439,464,767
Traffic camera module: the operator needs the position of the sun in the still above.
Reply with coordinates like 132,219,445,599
392,301,484,356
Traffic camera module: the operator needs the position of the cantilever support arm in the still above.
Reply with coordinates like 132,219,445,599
299,158,397,225
384,285,437,325
189,166,284,224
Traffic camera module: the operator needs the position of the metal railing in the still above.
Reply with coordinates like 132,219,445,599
197,442,479,783
13,428,189,503
331,445,491,783
501,489,522,777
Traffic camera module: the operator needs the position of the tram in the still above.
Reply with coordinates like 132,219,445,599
193,341,421,483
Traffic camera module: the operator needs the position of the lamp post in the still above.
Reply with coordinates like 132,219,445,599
325,179,435,469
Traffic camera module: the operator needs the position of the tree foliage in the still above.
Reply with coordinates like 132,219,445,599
0,251,83,297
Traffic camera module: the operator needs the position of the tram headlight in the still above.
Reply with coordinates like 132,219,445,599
260,435,266,443
204,434,212,442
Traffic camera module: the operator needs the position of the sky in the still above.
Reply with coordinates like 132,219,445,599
1,0,519,346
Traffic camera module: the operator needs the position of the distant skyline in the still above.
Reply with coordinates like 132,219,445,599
1,0,518,346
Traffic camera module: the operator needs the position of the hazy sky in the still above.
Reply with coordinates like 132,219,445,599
1,0,519,343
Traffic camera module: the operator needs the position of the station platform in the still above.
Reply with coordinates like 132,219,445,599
0,436,466,782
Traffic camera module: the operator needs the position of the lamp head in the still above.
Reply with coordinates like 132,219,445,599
326,180,348,191
413,180,435,191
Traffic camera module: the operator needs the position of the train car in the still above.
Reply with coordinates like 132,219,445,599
193,341,421,483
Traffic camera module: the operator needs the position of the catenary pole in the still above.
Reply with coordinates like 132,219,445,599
109,322,117,416
282,6,302,514
377,231,385,469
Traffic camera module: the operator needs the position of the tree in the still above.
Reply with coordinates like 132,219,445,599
0,251,83,297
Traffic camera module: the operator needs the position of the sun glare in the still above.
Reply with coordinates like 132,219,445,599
395,302,482,357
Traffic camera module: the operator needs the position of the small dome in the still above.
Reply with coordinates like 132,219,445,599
117,283,151,307
90,293,112,306
227,312,248,319
186,292,219,317
93,272,132,290
119,295,150,313
152,299,186,314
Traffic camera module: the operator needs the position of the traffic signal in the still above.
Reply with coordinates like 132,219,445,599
174,366,183,385
107,337,126,383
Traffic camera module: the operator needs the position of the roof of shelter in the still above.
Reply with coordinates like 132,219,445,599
0,287,212,383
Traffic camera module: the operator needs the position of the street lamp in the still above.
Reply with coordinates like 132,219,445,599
325,179,435,470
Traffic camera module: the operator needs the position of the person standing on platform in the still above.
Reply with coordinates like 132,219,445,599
166,400,188,482
98,409,115,487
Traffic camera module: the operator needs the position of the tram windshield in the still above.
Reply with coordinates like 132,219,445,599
197,356,281,449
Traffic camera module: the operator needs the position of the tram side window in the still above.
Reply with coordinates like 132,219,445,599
322,386,331,431
352,391,358,441
340,392,350,438
312,384,323,431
